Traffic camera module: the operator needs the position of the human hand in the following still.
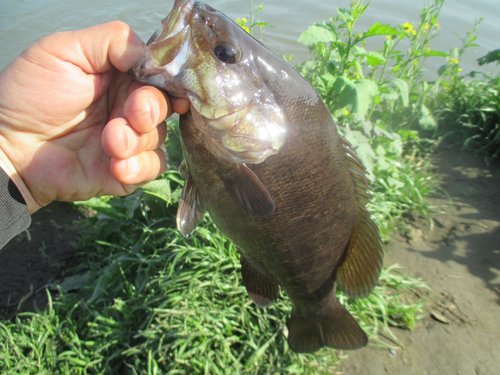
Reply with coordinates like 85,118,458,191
0,22,189,214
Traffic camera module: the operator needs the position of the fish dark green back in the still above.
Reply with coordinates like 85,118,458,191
133,0,383,354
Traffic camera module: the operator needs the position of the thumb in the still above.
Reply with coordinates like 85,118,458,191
38,21,146,74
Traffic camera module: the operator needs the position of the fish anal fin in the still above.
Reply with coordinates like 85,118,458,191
239,251,279,308
287,291,368,353
222,164,275,216
337,207,383,298
176,173,206,237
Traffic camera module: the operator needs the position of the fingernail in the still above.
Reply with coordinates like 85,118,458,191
126,157,140,176
149,98,159,125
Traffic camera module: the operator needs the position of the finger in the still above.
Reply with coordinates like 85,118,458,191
124,84,171,134
171,96,191,115
110,149,167,185
39,21,145,74
102,117,167,159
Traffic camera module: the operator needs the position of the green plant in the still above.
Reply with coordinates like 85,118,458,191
433,73,500,161
297,0,447,128
428,18,500,162
236,0,274,41
0,169,428,374
295,0,449,238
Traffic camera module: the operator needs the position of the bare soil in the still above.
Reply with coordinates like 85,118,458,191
341,152,500,375
0,202,83,318
1,151,499,374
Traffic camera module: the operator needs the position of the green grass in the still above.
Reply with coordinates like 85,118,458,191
0,195,428,374
9,0,500,372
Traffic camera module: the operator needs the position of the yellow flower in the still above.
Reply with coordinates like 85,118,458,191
423,23,430,31
236,18,250,33
344,109,350,116
402,22,417,36
449,58,460,64
434,23,441,30
458,68,463,72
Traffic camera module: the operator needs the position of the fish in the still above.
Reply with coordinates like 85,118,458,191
133,0,383,353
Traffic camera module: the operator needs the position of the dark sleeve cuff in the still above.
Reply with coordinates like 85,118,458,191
0,167,31,250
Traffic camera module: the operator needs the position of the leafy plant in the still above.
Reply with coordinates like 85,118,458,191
433,72,500,162
297,0,447,129
236,0,274,41
297,1,443,239
426,18,500,162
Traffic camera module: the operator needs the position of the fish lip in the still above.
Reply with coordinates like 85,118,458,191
130,56,146,80
130,55,165,83
152,0,194,45
131,1,194,83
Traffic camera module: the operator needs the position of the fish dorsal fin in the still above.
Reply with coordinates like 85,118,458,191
221,164,275,216
239,251,279,308
176,172,206,237
337,137,384,299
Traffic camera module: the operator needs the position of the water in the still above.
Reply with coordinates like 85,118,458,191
1,0,499,77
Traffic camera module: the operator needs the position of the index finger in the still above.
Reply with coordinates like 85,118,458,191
38,21,146,74
124,83,172,134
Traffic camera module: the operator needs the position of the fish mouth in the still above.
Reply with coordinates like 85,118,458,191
146,0,194,67
131,0,195,86
149,0,194,46
188,91,250,122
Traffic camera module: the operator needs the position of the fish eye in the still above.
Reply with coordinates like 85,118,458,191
214,41,240,64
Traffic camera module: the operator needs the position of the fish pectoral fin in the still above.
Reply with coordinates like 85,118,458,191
337,206,384,299
178,159,188,180
222,164,275,216
240,251,279,308
287,291,367,353
176,173,206,237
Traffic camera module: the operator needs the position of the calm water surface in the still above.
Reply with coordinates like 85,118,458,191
1,0,499,76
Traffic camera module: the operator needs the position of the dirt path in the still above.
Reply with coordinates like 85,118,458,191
0,202,82,318
1,152,499,373
341,152,500,375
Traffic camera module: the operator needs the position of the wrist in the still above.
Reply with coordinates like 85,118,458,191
0,145,41,214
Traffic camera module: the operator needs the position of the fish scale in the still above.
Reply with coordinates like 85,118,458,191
133,0,383,353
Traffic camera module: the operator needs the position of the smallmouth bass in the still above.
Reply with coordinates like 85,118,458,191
133,0,383,353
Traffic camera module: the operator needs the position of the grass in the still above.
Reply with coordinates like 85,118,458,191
7,0,500,372
0,198,428,374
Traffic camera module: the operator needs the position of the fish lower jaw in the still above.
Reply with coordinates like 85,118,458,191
189,95,249,121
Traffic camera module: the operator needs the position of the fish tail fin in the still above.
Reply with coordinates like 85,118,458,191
338,137,384,298
287,292,367,353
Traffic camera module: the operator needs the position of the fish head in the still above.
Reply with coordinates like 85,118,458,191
132,0,286,164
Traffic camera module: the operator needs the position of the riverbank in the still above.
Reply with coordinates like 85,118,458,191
1,151,499,374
